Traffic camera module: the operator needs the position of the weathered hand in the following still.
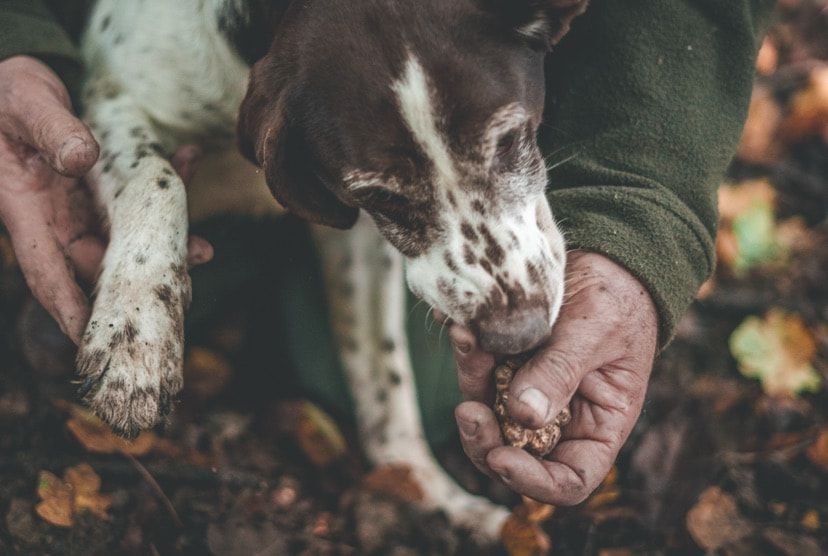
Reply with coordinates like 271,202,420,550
447,251,658,504
0,56,212,344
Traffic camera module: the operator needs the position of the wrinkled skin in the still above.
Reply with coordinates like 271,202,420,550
444,251,659,505
0,56,213,344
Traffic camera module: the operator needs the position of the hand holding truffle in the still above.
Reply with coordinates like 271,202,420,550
446,252,659,505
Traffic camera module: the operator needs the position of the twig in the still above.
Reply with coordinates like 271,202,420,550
122,451,184,528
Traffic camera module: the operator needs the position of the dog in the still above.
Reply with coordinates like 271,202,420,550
76,0,587,539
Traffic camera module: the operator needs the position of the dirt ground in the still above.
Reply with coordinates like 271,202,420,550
1,2,827,555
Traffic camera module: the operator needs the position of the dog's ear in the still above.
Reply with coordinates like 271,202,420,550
483,0,588,48
238,59,359,230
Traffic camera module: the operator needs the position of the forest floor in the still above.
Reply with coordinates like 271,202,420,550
1,1,827,554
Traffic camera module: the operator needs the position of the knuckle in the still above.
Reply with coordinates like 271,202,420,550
539,349,582,390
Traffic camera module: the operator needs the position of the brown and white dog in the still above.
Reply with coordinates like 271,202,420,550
76,0,586,539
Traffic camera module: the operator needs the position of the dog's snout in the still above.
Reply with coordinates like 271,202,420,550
473,306,550,355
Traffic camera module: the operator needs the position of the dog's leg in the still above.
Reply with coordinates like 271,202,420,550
75,77,190,437
313,217,509,541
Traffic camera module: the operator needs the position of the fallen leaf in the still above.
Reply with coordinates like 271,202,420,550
35,471,74,527
586,467,621,511
686,487,753,551
806,427,828,472
729,309,821,397
65,405,156,456
801,509,820,531
184,347,233,402
717,181,787,272
756,36,779,75
780,64,828,142
35,464,112,527
501,512,551,556
598,550,633,556
294,401,348,468
64,464,112,520
737,87,783,164
361,465,424,503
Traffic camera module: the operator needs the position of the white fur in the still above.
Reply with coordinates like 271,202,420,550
313,218,508,539
392,54,457,188
79,0,508,538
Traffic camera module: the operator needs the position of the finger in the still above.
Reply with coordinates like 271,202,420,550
4,98,98,177
449,323,496,402
170,144,202,186
487,438,614,505
507,301,616,428
455,401,503,479
187,235,214,267
66,234,106,283
5,214,90,343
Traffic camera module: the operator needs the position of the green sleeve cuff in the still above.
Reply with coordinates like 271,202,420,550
0,3,84,103
549,184,715,348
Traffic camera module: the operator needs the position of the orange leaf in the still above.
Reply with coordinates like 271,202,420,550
801,509,820,532
184,347,233,402
35,471,74,527
35,464,112,527
65,463,113,520
291,401,348,468
65,406,155,456
361,465,424,503
780,65,828,142
806,428,828,472
501,510,551,556
686,487,753,551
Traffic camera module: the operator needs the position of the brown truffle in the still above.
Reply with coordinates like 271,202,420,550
494,359,571,458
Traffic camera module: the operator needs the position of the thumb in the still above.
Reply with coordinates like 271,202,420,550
10,100,99,177
1,60,98,176
506,345,591,429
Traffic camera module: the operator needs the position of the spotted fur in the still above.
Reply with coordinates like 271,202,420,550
78,0,586,540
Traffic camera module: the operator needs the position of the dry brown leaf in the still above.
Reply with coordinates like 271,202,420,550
737,87,783,164
801,509,820,532
361,465,424,503
756,36,779,75
781,65,828,142
292,401,348,468
35,464,112,527
501,501,552,556
598,550,634,556
35,471,74,527
806,427,828,472
184,347,234,402
686,487,753,551
66,410,156,456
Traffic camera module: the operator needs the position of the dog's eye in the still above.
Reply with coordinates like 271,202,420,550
495,131,520,161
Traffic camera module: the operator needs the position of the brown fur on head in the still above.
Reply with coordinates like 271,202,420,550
237,0,588,353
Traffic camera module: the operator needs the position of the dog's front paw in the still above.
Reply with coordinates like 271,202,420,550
76,266,190,437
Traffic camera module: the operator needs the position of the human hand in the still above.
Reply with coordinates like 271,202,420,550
446,251,658,504
0,56,212,344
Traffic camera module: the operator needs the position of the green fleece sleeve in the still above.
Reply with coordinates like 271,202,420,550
541,0,776,346
0,0,84,101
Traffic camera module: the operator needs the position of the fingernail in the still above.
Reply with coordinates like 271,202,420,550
457,417,478,437
58,136,86,168
518,388,550,422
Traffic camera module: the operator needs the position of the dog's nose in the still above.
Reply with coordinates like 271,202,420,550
474,306,550,355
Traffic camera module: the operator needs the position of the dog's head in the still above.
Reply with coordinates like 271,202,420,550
239,0,587,354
